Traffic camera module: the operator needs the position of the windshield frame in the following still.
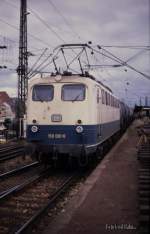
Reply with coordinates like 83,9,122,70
32,84,54,102
61,84,86,102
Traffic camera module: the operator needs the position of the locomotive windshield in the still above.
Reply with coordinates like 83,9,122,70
62,84,85,101
32,85,54,101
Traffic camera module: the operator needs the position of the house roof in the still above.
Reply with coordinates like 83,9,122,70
0,92,16,113
0,92,11,105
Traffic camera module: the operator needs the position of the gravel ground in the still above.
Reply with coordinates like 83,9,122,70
0,154,34,174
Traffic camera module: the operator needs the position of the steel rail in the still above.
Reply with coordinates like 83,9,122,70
0,161,39,179
0,168,50,201
0,143,16,149
0,145,24,153
0,148,25,162
15,173,77,234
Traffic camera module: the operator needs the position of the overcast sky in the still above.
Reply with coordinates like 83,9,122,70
0,0,150,106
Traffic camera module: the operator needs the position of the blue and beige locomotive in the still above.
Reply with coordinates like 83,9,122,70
26,72,128,163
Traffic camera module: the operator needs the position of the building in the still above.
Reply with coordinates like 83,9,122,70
0,91,15,122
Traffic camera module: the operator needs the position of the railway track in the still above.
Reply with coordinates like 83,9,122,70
0,143,22,151
0,143,25,162
0,125,124,233
0,162,44,199
0,161,39,180
137,123,150,234
0,167,76,234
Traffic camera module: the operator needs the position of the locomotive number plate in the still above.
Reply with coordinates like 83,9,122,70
51,114,62,122
48,133,66,139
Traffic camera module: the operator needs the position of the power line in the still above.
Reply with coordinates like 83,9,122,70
29,48,63,78
100,46,150,80
26,6,86,67
0,17,52,48
87,44,150,81
2,0,53,49
27,4,87,61
3,0,64,45
0,34,18,45
28,6,66,44
3,0,18,9
0,34,47,52
125,49,148,63
28,48,48,75
47,0,82,41
99,45,150,49
28,52,53,78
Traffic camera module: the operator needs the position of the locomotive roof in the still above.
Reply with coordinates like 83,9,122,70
80,72,112,93
29,72,112,93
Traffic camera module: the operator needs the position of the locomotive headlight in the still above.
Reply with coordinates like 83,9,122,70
31,125,38,133
76,125,83,133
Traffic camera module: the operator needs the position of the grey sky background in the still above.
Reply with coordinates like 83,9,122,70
0,0,149,106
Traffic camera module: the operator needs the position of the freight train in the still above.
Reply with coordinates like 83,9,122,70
26,72,132,164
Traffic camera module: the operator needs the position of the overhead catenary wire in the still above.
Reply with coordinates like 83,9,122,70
88,48,148,67
99,45,150,49
28,48,48,75
101,46,150,80
85,44,150,81
28,52,54,78
27,5,87,68
32,43,148,80
28,6,66,44
28,5,87,69
4,0,68,44
125,48,148,63
0,18,52,48
29,58,55,79
2,0,88,71
47,0,82,41
1,0,149,81
1,1,53,48
0,34,18,45
3,0,18,10
0,34,45,51
28,48,62,78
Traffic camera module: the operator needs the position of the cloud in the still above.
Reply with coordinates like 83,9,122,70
0,0,149,106
0,71,17,96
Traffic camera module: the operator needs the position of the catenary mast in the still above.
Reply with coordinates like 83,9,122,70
17,0,28,138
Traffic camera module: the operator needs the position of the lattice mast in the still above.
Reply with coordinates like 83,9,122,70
17,0,28,117
17,0,28,137
0,45,7,69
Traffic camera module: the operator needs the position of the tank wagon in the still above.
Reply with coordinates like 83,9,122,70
120,102,133,131
26,72,132,163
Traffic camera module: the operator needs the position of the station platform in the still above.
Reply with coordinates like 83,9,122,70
43,120,142,234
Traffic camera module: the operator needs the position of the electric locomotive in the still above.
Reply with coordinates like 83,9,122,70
26,72,121,162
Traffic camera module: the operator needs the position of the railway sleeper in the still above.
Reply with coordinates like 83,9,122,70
139,215,150,224
139,186,150,191
139,168,150,171
139,190,150,197
140,205,150,214
139,175,150,179
139,170,150,174
10,196,45,203
139,227,150,234
139,173,150,176
139,196,150,201
138,157,150,162
139,179,150,183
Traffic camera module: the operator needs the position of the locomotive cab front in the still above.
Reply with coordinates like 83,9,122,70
26,75,98,160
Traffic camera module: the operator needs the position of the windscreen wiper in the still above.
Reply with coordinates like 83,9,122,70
72,93,82,102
